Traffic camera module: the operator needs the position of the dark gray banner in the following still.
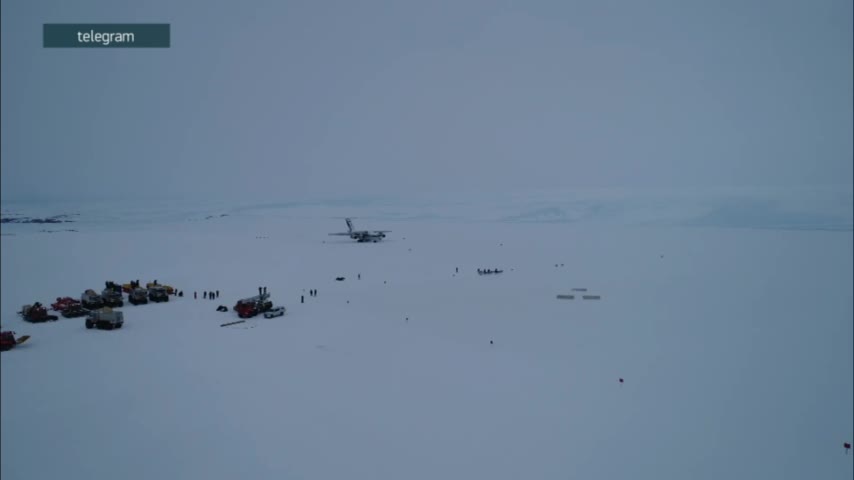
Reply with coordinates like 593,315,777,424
43,23,170,48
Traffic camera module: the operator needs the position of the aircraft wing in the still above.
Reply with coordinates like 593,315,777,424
373,230,391,233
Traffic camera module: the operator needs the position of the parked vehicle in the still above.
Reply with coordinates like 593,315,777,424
85,308,124,330
122,280,142,293
148,286,169,303
104,281,123,294
101,287,124,308
128,287,149,305
263,306,286,318
234,292,273,318
61,304,90,318
19,303,58,322
51,297,81,312
81,289,104,310
146,282,175,295
0,331,30,351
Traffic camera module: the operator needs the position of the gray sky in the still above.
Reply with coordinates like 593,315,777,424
1,0,851,202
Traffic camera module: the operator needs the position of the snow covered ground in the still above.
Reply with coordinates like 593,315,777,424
1,190,852,479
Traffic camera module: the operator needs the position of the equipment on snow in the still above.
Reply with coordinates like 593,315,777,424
85,307,124,330
81,289,105,310
61,304,90,318
101,286,124,308
233,291,273,318
0,331,30,351
129,287,149,305
148,286,169,303
220,320,246,327
51,297,81,311
19,303,59,322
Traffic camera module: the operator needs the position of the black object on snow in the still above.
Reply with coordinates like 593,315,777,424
220,320,245,327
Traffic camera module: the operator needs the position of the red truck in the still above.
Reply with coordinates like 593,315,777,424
51,297,81,312
233,292,273,318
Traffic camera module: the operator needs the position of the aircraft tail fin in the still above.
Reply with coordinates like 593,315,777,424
345,218,354,234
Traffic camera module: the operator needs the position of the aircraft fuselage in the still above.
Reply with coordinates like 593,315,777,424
353,232,386,242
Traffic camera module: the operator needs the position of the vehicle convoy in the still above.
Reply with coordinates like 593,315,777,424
234,292,273,318
61,304,89,318
51,297,81,312
19,303,59,322
101,287,124,308
128,287,149,305
148,286,169,303
81,289,104,309
0,331,30,351
85,308,124,330
263,306,286,318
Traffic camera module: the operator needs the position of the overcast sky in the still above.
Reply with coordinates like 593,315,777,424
1,0,851,202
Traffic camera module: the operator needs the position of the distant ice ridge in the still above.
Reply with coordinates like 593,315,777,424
488,186,854,230
1,186,850,232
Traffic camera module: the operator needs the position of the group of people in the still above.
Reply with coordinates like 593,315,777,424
477,268,504,275
196,290,220,300
301,288,318,303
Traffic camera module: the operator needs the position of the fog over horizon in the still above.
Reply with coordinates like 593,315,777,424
2,0,852,203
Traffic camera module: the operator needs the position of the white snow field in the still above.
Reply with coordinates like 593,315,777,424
1,190,852,480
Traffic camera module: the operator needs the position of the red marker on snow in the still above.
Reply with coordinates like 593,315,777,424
845,442,851,454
